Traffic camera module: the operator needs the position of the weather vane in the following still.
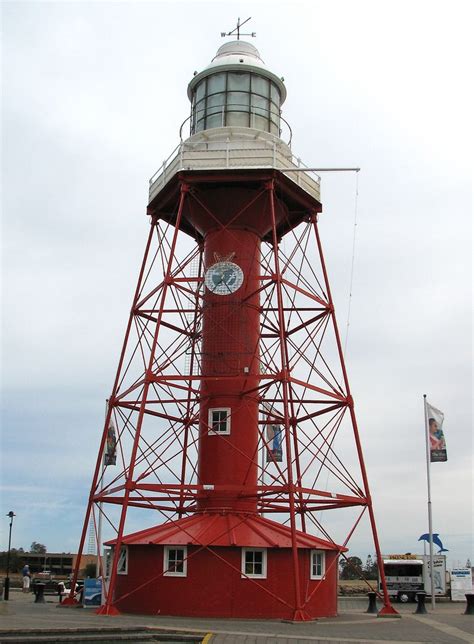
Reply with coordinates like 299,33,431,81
221,17,256,40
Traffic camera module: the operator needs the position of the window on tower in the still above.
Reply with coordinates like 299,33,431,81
208,408,231,435
163,546,187,577
241,548,267,578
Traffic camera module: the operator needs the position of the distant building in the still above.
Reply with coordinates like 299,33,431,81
0,552,97,576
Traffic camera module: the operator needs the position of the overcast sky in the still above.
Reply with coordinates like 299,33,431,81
1,0,472,569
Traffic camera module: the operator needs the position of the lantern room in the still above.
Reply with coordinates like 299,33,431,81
188,40,286,135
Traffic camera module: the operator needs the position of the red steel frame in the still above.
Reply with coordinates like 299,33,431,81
66,172,397,618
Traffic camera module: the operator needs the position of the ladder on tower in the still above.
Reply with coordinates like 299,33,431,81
184,253,202,377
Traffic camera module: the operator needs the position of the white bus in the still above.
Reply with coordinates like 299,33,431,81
380,554,447,602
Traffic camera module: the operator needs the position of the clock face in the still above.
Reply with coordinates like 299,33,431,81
205,261,244,295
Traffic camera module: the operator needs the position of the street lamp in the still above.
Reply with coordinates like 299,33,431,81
4,511,16,600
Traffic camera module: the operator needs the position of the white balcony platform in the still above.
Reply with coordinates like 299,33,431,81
148,127,321,205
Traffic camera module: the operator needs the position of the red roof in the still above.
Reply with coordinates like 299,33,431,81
106,512,344,551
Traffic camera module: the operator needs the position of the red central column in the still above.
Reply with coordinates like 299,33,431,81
197,228,261,513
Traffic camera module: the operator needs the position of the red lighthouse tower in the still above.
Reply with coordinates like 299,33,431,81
69,38,397,620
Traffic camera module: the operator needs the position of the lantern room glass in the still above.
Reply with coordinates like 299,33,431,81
192,71,281,136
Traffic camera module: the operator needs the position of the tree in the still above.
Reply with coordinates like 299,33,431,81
0,548,26,573
339,556,363,580
30,542,47,554
363,554,378,580
84,563,97,578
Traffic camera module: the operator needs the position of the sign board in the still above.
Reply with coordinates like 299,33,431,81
387,554,418,560
83,578,102,607
450,568,473,601
421,555,446,595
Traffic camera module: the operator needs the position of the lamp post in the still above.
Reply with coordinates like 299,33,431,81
4,511,15,600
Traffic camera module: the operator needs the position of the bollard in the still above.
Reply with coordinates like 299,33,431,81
366,591,378,614
464,593,474,615
414,592,427,614
3,577,10,601
34,583,46,604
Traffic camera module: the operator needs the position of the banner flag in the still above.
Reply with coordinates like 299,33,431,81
426,402,447,462
104,419,117,466
266,423,283,462
263,402,283,462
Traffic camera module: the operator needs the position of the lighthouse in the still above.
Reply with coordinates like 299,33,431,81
68,35,397,620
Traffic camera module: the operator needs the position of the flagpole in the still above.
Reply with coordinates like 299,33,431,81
423,394,436,609
96,398,108,577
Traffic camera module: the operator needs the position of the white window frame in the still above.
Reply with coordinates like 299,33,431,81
105,548,112,577
163,545,187,577
117,545,128,575
241,548,267,579
105,546,128,576
310,549,325,580
208,407,231,435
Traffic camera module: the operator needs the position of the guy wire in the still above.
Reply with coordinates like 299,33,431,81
343,172,359,358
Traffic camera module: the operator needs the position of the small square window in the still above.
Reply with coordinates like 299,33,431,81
208,408,231,435
241,548,267,578
164,546,187,577
310,550,325,579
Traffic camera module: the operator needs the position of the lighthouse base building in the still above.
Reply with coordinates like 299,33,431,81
107,513,343,619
